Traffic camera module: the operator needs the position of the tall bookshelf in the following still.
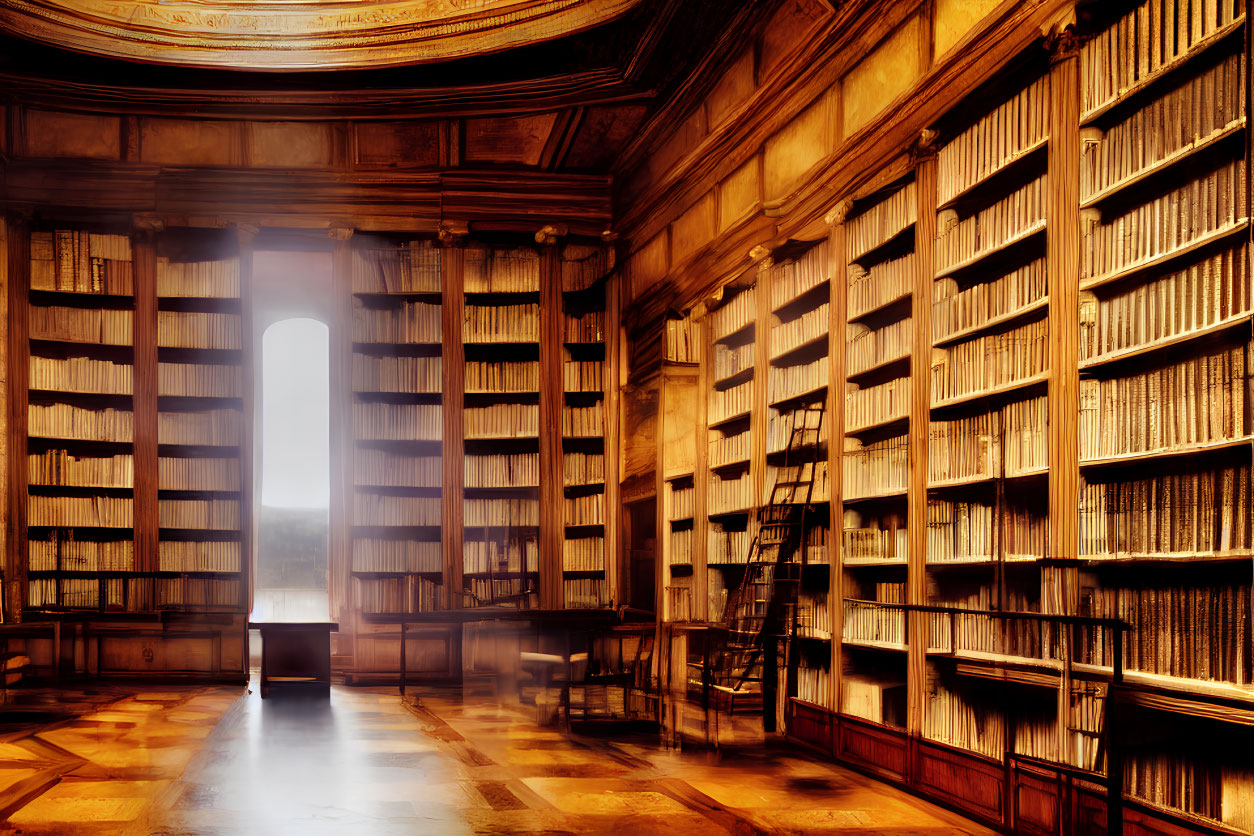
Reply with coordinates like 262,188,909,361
14,220,251,677
348,237,444,616
639,1,1254,830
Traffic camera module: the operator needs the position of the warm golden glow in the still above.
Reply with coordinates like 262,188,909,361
0,0,642,70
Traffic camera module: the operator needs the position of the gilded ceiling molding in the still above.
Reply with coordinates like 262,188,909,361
0,0,643,70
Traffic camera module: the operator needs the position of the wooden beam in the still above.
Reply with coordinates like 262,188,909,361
538,240,565,609
604,268,624,607
131,221,159,584
3,215,28,622
441,242,466,610
826,202,850,715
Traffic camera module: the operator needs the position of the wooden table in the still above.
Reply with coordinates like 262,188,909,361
249,622,337,698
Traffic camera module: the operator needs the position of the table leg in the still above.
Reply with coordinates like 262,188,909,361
400,623,407,697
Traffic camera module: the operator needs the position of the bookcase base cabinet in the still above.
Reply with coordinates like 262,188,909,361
345,620,459,684
12,615,249,681
787,705,1244,836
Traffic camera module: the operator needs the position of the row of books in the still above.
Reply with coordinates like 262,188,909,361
464,403,538,438
30,355,132,395
935,176,1047,276
769,355,828,403
157,540,241,573
465,247,540,293
771,303,828,357
1082,159,1247,281
1077,344,1248,460
670,485,694,520
355,355,442,393
843,436,909,499
353,402,442,440
846,318,911,376
564,359,604,392
709,526,750,564
464,303,540,342
928,412,1001,485
1081,52,1244,201
30,305,132,345
923,677,1030,762
1079,246,1249,362
1085,579,1251,683
1004,396,1048,476
353,301,442,344
767,399,825,453
930,317,1048,403
562,537,605,572
565,578,608,608
848,181,917,260
463,536,539,574
27,578,133,610
766,460,830,503
937,74,1050,206
158,408,242,446
465,497,538,527
353,243,440,293
1079,464,1251,557
709,289,755,340
159,362,241,398
848,253,914,321
927,500,994,563
158,498,240,530
1004,504,1047,561
564,311,605,343
844,598,905,647
769,247,828,310
29,403,133,442
709,380,752,425
709,429,750,468
154,577,241,608
841,674,905,725
665,318,702,363
157,311,241,350
564,452,605,486
354,575,441,613
715,348,757,393
562,244,613,293
843,510,907,563
29,450,132,487
465,453,539,488
709,473,751,515
157,258,240,298
1078,0,1244,117
355,450,440,487
464,360,536,393
924,587,1042,659
845,377,909,432
28,495,132,528
566,493,604,526
931,258,1046,343
796,592,832,639
158,456,240,491
352,538,442,573
669,528,692,564
30,230,132,295
355,494,441,527
795,664,831,707
467,578,537,608
666,582,693,621
562,404,603,438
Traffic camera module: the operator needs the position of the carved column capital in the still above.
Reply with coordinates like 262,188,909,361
748,244,772,266
328,227,355,242
535,222,569,246
132,213,166,236
437,220,468,246
824,199,854,227
230,222,260,246
909,128,940,167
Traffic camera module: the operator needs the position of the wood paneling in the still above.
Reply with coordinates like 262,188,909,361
245,121,333,169
464,114,559,166
838,715,908,781
24,109,121,160
354,122,440,169
916,741,1004,824
140,118,242,167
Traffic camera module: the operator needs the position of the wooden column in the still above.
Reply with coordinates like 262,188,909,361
1046,28,1084,812
825,201,852,714
328,228,354,637
439,231,466,609
131,220,160,583
537,228,565,609
4,215,28,622
235,224,259,619
692,311,711,623
907,149,938,741
750,258,772,546
603,267,623,608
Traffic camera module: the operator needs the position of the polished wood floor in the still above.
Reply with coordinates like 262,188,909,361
0,681,991,834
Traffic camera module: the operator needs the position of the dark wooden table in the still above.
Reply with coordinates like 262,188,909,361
249,622,337,698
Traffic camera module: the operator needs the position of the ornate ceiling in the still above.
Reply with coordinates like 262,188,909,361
0,0,644,70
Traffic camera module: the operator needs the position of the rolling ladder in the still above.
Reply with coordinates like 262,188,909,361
711,402,826,716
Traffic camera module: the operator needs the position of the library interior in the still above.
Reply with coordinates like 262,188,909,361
0,0,1251,833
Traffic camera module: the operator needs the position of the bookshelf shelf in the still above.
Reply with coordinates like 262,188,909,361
1080,14,1247,126
848,288,911,325
1080,118,1247,209
934,220,1046,281
1079,311,1253,370
1078,435,1253,469
1079,219,1250,291
845,354,908,383
930,370,1049,411
845,414,909,436
848,223,915,266
932,296,1048,348
769,332,827,364
769,383,830,409
937,137,1048,212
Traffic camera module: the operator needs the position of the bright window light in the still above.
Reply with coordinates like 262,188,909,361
261,317,329,508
